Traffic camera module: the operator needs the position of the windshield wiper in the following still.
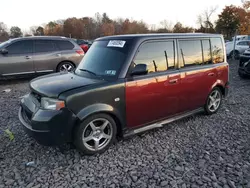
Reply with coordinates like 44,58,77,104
78,69,97,76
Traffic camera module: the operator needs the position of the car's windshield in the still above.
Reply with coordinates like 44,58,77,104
75,39,132,79
0,39,12,49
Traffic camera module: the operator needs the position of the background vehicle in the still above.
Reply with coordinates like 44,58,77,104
226,40,250,59
0,36,84,77
238,49,250,78
72,38,92,53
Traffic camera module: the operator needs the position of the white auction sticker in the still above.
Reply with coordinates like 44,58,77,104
105,70,116,75
107,40,126,48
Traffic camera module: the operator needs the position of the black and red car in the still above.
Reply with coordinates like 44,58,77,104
19,33,229,155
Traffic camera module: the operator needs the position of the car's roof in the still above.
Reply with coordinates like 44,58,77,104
96,33,223,41
10,36,70,41
237,40,250,42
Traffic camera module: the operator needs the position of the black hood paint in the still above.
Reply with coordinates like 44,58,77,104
30,72,104,98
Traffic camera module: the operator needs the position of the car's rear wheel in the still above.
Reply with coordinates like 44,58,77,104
57,62,75,72
229,50,240,60
204,87,222,115
74,113,117,155
238,70,247,78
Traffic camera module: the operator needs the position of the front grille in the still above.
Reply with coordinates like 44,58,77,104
31,92,41,103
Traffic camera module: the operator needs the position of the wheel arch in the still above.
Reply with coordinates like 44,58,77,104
56,60,76,72
230,49,240,54
74,103,124,137
210,81,226,96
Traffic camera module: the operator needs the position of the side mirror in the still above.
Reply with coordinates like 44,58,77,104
131,64,148,76
0,49,8,54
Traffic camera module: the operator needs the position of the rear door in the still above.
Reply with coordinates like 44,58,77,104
178,38,217,112
33,39,62,73
126,40,181,128
0,40,34,76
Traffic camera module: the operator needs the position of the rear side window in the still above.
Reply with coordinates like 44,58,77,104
202,40,212,64
55,40,74,50
179,40,203,67
6,40,33,54
211,38,224,64
34,40,57,53
237,41,248,46
133,41,175,74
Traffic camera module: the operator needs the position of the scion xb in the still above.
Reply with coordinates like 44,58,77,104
19,33,229,155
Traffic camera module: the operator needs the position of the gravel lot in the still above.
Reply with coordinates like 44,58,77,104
0,60,250,188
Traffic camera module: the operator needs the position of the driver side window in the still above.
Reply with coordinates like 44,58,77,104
133,41,176,74
6,40,33,55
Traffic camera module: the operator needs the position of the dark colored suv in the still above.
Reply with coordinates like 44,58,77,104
0,36,84,77
19,33,229,155
238,49,250,78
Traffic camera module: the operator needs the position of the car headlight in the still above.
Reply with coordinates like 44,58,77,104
41,97,65,110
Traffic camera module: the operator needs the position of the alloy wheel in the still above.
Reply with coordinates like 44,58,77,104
82,118,113,151
208,90,221,112
59,63,73,72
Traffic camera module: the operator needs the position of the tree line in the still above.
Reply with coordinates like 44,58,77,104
0,1,249,42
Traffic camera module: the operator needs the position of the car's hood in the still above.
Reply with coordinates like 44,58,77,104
30,72,104,98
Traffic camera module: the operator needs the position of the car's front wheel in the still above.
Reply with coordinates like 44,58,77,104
74,113,117,155
204,87,222,115
57,61,75,72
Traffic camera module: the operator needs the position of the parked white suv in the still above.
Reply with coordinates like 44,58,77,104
226,40,250,59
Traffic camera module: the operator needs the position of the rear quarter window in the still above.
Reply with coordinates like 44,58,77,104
210,38,224,64
55,40,74,50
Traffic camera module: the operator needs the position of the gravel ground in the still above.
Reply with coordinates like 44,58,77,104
0,60,250,188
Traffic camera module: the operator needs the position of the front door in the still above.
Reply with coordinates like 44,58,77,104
126,40,181,128
0,40,34,76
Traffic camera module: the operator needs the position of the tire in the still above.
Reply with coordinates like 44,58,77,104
74,113,117,155
229,51,240,60
57,61,75,72
238,70,247,79
204,87,223,115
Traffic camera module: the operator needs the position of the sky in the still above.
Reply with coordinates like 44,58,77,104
0,0,243,33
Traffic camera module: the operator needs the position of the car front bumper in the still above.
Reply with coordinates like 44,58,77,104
19,94,77,146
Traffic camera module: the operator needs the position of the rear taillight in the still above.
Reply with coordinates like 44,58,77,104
76,50,84,55
225,82,229,88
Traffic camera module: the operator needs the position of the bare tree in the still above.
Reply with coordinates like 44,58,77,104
30,26,38,36
150,24,156,31
197,6,218,33
160,20,173,31
0,22,9,41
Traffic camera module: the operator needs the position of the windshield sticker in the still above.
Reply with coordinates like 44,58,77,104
105,70,116,75
107,40,126,48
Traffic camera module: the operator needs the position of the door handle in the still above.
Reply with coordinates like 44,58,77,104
208,73,215,77
169,79,178,84
25,56,32,59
